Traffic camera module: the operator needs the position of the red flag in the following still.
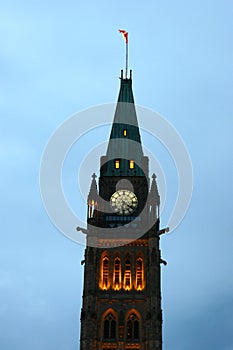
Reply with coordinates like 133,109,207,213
119,29,128,44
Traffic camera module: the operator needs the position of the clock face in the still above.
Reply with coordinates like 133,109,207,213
110,190,138,215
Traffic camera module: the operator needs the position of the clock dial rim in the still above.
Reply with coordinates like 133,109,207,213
110,189,138,215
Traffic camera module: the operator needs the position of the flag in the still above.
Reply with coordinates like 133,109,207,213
119,29,128,44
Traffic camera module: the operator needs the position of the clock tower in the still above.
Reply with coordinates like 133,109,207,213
79,70,167,350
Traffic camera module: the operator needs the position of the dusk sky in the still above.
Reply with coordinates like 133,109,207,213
1,0,233,349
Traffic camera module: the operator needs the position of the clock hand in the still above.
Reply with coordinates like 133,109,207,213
122,200,130,206
122,200,134,210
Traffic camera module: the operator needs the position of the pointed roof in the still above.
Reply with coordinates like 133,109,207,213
103,71,146,176
88,173,98,200
150,173,160,205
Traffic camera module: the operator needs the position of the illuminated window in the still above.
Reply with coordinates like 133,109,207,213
123,129,127,136
124,259,132,290
103,313,116,339
136,258,144,290
115,160,120,169
101,256,109,290
126,314,140,339
113,258,121,290
129,160,134,169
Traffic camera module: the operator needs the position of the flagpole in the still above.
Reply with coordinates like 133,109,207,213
126,41,128,78
119,30,129,78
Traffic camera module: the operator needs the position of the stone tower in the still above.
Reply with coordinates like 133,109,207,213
79,70,167,350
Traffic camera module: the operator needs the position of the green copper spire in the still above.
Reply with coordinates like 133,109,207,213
101,70,148,177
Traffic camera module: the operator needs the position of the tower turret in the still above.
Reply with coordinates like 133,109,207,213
87,173,99,220
149,173,160,222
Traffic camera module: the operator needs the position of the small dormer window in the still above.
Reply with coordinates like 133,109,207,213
129,160,134,169
115,160,120,169
123,129,127,137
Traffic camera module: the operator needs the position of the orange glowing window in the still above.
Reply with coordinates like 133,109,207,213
115,160,120,169
102,257,109,289
136,257,144,290
123,129,127,136
113,258,121,290
124,259,132,290
129,160,134,169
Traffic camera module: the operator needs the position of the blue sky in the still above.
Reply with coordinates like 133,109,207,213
1,0,233,349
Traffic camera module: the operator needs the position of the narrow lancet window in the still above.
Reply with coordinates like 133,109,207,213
113,257,121,290
100,256,110,290
124,259,132,290
136,257,144,290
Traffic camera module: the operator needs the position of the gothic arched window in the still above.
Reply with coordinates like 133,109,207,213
113,257,121,290
126,313,140,340
103,313,116,339
101,256,110,290
136,257,144,290
123,258,132,290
